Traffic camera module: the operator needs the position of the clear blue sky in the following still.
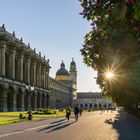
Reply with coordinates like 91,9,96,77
0,0,101,92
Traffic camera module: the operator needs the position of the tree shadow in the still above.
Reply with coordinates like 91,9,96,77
105,111,140,140
38,121,67,131
34,118,48,122
47,121,75,133
50,119,66,124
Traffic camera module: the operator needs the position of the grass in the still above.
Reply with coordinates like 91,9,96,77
33,110,66,118
0,118,28,125
0,110,67,125
0,112,28,117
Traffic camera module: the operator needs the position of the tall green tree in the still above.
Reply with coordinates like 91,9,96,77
79,0,140,109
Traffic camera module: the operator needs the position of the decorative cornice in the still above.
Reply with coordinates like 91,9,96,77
0,26,51,68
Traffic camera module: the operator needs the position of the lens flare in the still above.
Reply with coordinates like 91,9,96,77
105,71,114,79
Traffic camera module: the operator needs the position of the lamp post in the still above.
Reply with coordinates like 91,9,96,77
25,84,35,111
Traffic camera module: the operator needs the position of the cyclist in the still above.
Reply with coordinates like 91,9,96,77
74,105,79,121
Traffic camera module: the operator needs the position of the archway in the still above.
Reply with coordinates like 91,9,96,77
55,99,62,109
80,104,83,109
0,85,4,111
89,103,93,109
85,104,88,109
94,103,97,109
16,88,23,111
42,93,46,109
31,92,37,111
7,87,15,111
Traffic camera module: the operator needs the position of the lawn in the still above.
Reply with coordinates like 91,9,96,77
0,110,67,125
0,117,28,125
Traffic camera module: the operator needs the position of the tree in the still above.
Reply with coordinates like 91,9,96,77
79,0,140,109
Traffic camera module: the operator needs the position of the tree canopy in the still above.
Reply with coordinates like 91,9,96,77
79,0,140,109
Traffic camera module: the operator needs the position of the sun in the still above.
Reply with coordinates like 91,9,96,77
105,71,114,79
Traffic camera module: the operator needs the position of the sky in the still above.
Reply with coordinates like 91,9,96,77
0,0,101,92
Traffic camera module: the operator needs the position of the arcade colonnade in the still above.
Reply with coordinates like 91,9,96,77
76,92,113,110
0,26,50,111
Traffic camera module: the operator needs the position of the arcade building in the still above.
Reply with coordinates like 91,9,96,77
0,25,77,111
76,92,113,109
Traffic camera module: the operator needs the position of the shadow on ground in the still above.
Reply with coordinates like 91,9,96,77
47,121,75,133
38,119,75,133
50,119,66,124
105,111,140,140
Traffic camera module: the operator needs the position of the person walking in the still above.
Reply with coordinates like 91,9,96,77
66,106,71,121
79,108,83,116
74,105,79,121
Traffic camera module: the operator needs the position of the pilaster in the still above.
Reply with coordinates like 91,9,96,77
9,48,16,79
38,64,42,87
18,53,24,81
31,92,37,111
26,57,31,83
32,61,36,85
0,41,6,76
42,66,46,88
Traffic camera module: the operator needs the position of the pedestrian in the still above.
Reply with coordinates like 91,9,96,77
74,105,79,121
79,108,83,116
66,106,71,121
28,110,33,120
19,113,23,119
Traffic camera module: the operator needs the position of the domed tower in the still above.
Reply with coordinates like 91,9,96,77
69,58,77,87
55,61,69,81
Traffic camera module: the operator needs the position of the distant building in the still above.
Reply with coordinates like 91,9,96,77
49,59,77,109
76,92,113,109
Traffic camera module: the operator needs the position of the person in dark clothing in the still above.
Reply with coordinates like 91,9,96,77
28,111,33,120
79,108,83,116
19,113,23,119
74,105,79,121
66,106,71,121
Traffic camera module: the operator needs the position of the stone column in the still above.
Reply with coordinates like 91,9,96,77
0,41,6,76
31,92,37,111
46,71,49,89
0,89,8,111
18,54,24,81
46,94,50,109
32,61,36,85
36,66,39,86
30,63,33,84
21,93,25,111
42,66,46,88
42,93,46,108
40,93,42,108
26,57,31,83
9,48,16,79
27,93,31,110
17,91,25,111
8,89,17,111
38,64,42,87
37,92,42,108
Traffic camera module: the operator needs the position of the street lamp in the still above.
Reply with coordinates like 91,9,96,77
26,84,35,91
31,86,35,91
25,84,35,111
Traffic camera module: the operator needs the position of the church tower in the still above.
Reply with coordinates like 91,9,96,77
69,58,77,89
55,61,69,81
